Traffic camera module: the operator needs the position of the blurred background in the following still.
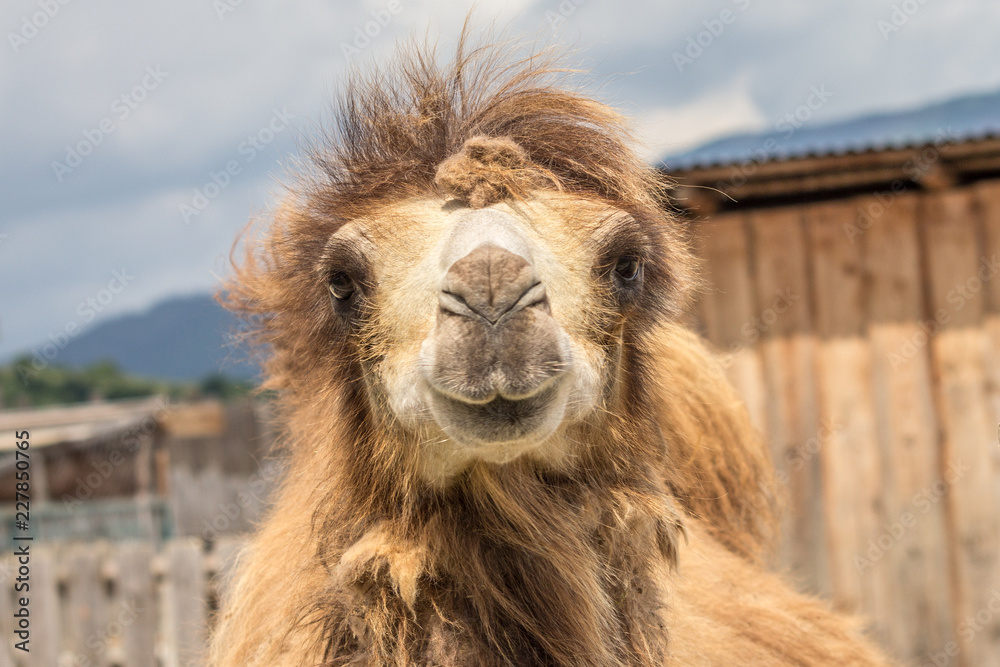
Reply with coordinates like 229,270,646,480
2,1,999,665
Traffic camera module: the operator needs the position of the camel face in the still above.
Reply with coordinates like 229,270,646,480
326,192,656,480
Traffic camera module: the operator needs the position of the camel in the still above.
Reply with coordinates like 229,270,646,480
209,30,893,667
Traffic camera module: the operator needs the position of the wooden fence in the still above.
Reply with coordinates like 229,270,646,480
0,538,242,667
690,178,1000,666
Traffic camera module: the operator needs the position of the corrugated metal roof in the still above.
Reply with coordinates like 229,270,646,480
0,396,167,450
0,397,229,451
661,87,1000,171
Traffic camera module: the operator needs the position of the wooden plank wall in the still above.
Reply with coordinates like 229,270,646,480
692,178,1000,666
0,537,242,666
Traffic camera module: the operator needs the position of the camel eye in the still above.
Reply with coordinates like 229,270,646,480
328,272,356,301
614,256,641,282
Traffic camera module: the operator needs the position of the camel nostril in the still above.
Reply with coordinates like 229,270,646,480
441,243,545,324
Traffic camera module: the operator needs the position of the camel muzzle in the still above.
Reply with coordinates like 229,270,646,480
417,211,574,445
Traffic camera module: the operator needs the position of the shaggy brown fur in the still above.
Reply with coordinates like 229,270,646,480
210,27,891,667
435,135,554,208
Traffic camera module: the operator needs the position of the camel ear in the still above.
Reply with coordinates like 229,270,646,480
434,135,554,208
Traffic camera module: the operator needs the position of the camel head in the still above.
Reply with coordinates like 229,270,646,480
226,40,698,488
332,157,692,483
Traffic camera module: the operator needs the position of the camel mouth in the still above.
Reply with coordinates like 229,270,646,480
424,369,567,405
425,381,568,447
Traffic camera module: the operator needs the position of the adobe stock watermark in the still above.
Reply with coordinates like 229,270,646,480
854,459,970,574
773,86,835,137
756,419,842,504
843,128,957,244
775,418,841,485
925,589,1000,667
51,66,168,182
16,269,135,383
340,0,404,60
886,254,999,369
703,288,800,400
200,461,279,541
7,0,73,53
544,0,587,36
672,0,752,73
212,0,244,20
715,288,799,372
65,599,144,667
714,84,833,192
877,0,934,41
179,107,295,223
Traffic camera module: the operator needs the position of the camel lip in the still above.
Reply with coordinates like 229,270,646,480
425,381,567,446
431,382,559,421
424,371,567,406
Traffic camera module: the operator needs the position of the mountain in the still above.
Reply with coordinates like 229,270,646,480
662,86,1000,170
43,294,258,382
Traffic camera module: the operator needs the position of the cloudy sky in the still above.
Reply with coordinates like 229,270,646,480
3,0,1000,362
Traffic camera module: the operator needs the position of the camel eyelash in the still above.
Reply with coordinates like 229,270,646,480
596,237,651,276
319,241,373,293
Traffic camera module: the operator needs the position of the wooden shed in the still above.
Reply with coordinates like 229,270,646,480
0,397,274,547
669,134,1000,666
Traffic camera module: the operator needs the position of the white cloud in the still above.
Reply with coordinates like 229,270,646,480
632,85,766,162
